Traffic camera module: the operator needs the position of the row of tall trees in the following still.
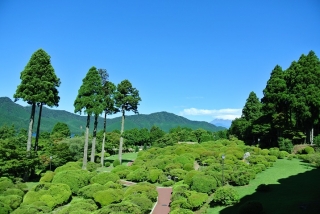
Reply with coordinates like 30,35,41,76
230,50,320,148
73,66,141,169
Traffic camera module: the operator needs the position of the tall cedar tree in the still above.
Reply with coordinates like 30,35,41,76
115,80,141,164
98,69,119,167
74,66,104,169
14,49,60,152
260,65,288,143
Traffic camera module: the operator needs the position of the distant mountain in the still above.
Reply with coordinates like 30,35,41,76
211,119,232,129
0,97,226,134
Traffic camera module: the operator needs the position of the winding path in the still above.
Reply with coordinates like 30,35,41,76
151,187,172,214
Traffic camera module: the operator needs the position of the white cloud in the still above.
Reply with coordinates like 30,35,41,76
180,108,242,120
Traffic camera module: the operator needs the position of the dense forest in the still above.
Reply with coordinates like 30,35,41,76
229,50,320,148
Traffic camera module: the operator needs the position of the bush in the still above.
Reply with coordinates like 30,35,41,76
170,208,194,214
52,170,92,194
147,169,163,183
187,191,208,209
113,159,121,167
57,199,98,213
183,163,194,171
279,151,289,159
162,180,174,187
212,186,239,206
304,146,315,154
191,174,217,194
0,202,11,214
124,182,157,202
22,183,71,210
314,135,320,147
11,201,51,214
278,138,293,153
54,162,81,173
184,170,201,186
128,196,153,214
93,189,123,206
2,188,24,197
0,178,14,193
97,201,141,214
0,194,22,210
238,201,264,214
104,181,122,189
105,162,111,167
90,172,120,185
78,183,108,199
86,162,100,172
40,171,55,183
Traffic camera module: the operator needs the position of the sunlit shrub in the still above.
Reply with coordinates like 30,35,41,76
90,172,120,185
212,186,239,205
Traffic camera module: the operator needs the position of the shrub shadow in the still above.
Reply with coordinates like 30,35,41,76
219,166,320,214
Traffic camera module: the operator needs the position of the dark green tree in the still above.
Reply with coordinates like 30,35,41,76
192,128,207,143
14,49,60,152
114,80,141,164
98,69,119,167
74,66,103,169
149,125,165,144
52,122,71,138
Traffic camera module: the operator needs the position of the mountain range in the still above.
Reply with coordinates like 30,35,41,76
0,97,226,134
210,119,232,128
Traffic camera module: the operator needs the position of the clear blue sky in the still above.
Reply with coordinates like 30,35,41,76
1,0,319,122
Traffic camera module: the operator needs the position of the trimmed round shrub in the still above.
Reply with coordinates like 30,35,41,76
191,174,217,194
162,180,174,187
184,170,202,186
238,201,264,214
170,198,191,210
52,169,92,194
170,208,194,214
3,188,25,197
104,181,122,189
105,162,111,167
183,163,194,171
147,169,163,183
129,196,153,214
97,201,141,214
78,183,108,199
86,162,100,172
0,195,22,210
54,162,81,173
93,189,123,206
0,178,14,193
187,191,208,209
111,165,128,173
265,155,277,162
279,151,289,159
113,159,121,167
212,186,239,205
260,149,269,156
40,171,55,183
126,168,148,182
169,169,186,181
57,198,98,214
22,183,71,210
90,172,120,185
304,146,315,154
124,182,157,202
0,202,11,214
11,201,51,214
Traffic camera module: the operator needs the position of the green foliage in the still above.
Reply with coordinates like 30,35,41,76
187,191,208,209
127,196,153,214
40,171,55,183
57,199,98,214
147,169,163,183
183,163,194,171
314,135,320,147
278,138,293,153
52,122,71,138
124,182,157,202
52,169,92,194
22,183,71,210
97,201,141,214
191,174,217,194
113,159,121,167
162,180,175,187
90,172,120,185
11,201,51,214
93,188,123,206
238,201,264,214
0,202,11,214
104,181,122,189
54,162,81,173
2,188,25,197
212,186,239,205
78,183,108,199
126,168,148,182
0,194,22,210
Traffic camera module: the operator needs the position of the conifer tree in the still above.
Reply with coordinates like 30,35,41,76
14,49,60,152
115,80,141,164
74,66,103,169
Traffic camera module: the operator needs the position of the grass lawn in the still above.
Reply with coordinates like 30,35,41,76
207,158,320,214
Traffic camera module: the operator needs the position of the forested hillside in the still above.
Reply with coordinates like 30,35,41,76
0,97,225,134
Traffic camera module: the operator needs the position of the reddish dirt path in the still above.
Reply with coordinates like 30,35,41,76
152,187,172,214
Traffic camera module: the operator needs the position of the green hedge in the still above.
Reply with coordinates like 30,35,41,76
57,199,98,213
40,171,55,183
96,201,141,214
21,183,71,210
52,169,92,194
78,183,108,199
212,186,239,205
93,188,123,206
90,172,120,185
124,182,157,202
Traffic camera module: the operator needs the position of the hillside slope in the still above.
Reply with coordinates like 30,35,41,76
0,97,225,134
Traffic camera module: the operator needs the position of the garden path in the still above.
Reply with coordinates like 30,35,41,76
151,187,172,214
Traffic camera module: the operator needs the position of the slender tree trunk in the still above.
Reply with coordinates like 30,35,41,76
119,108,125,164
101,112,107,167
34,103,43,152
90,114,98,162
27,102,36,152
83,115,90,170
